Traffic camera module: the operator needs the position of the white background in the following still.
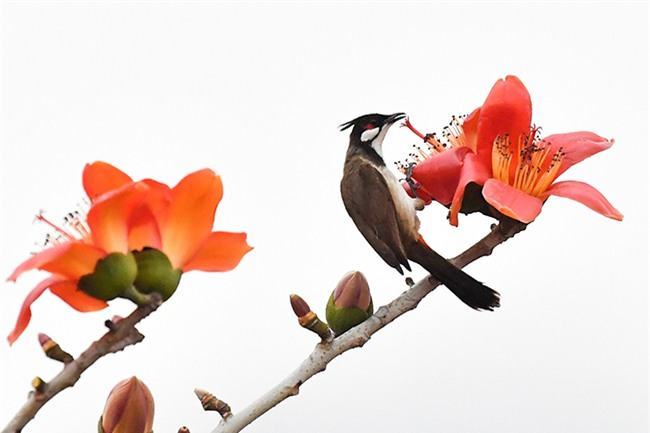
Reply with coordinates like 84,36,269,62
1,3,647,433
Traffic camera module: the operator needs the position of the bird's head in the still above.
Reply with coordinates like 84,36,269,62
340,112,406,158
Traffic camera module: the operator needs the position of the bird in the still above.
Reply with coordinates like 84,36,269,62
339,113,500,311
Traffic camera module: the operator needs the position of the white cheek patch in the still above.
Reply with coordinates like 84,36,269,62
360,127,379,142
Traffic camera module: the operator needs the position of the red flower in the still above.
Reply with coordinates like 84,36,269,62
403,75,623,225
7,162,252,344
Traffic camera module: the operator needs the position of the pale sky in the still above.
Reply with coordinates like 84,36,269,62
1,3,647,433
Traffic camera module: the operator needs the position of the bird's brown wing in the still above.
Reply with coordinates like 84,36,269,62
340,159,411,274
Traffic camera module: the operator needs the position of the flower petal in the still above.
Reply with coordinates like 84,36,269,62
462,107,481,152
542,132,614,177
482,178,542,223
476,75,532,167
50,280,108,312
160,169,223,268
412,147,472,206
541,180,623,221
183,231,252,272
83,162,133,202
7,276,66,345
8,242,106,282
87,182,150,253
449,153,491,226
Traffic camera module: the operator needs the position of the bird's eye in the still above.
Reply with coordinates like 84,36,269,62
364,123,376,130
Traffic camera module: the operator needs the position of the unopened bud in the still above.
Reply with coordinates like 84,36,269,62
78,253,138,301
38,333,73,364
326,271,374,335
194,388,232,420
133,248,182,300
289,294,332,341
100,377,154,433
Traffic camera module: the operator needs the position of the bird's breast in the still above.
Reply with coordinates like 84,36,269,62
378,165,420,237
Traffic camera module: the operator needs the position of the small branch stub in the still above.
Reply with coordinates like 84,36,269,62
194,389,232,420
38,333,73,364
289,294,332,341
31,377,46,394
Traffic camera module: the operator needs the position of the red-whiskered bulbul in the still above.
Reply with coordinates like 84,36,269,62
340,113,500,311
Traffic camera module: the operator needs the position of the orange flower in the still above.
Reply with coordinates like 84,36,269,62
7,162,252,344
403,75,623,225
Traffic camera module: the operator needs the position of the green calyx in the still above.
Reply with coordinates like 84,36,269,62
132,248,181,301
325,293,374,336
78,253,138,301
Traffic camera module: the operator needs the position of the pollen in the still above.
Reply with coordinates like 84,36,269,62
37,201,92,247
491,126,564,197
401,115,471,169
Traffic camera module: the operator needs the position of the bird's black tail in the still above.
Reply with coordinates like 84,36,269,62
408,239,500,311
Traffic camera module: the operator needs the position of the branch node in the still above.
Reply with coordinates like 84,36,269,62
194,388,233,420
31,376,46,394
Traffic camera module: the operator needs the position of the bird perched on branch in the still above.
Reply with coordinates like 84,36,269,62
339,113,500,311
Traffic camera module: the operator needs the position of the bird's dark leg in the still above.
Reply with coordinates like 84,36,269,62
401,162,420,195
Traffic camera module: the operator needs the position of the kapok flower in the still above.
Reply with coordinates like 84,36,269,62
7,162,252,344
100,376,154,433
82,162,253,284
402,75,623,225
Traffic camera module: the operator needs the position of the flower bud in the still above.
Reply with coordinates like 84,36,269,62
132,248,182,300
78,253,138,301
326,271,373,335
100,377,154,433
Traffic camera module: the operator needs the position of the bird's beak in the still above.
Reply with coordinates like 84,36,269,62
384,112,406,126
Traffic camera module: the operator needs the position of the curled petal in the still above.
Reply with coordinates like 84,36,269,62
160,169,223,269
476,75,532,167
183,232,252,272
412,147,472,206
482,178,542,223
462,107,481,152
83,162,133,201
541,180,623,221
543,132,614,177
50,280,108,312
8,242,106,282
88,182,150,253
449,153,491,226
7,276,66,345
402,181,433,205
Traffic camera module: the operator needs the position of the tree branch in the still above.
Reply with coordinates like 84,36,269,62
1,294,163,433
210,221,526,433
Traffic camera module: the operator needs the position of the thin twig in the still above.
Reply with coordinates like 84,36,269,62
210,221,526,433
2,294,163,433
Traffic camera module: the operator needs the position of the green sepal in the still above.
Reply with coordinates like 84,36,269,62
78,253,138,301
133,248,181,301
325,293,373,335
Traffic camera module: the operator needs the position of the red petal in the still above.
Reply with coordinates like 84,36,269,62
7,276,65,345
449,153,491,226
183,231,252,272
411,147,472,206
159,169,223,268
462,107,481,152
402,181,433,205
8,242,106,282
83,162,133,202
476,75,532,167
482,178,542,223
50,280,109,312
542,180,623,221
87,182,150,253
542,132,614,177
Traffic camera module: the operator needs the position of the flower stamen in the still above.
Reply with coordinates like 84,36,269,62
491,126,565,197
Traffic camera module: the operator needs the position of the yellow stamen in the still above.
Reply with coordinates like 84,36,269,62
491,127,564,197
